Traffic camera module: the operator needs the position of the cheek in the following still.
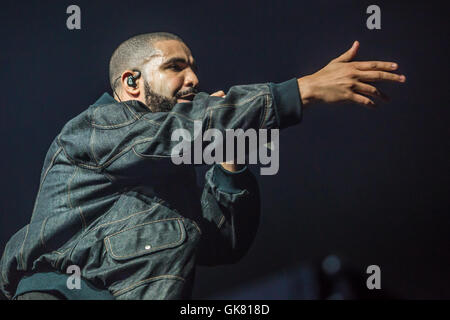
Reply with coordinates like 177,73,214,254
145,70,184,97
164,77,184,96
147,73,172,96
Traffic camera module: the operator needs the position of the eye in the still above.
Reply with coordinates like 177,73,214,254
169,64,183,71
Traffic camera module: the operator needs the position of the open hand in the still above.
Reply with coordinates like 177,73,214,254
297,41,406,108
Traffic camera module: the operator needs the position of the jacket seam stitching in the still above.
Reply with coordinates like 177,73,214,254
159,111,196,122
206,93,269,111
207,109,213,130
204,94,269,131
67,167,78,209
30,147,63,222
91,120,137,129
54,248,71,255
58,135,155,170
268,84,281,127
123,102,140,120
190,220,202,235
39,217,49,248
211,99,263,134
67,191,122,261
140,92,268,125
57,91,269,170
259,94,268,128
141,117,161,126
104,218,185,260
132,147,173,159
216,188,248,197
53,248,71,270
90,103,142,129
67,167,87,229
84,202,159,237
90,126,99,165
52,248,71,270
18,225,30,270
217,215,226,229
260,94,271,129
102,171,115,183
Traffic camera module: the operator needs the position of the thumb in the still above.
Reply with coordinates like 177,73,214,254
331,40,359,63
210,90,226,97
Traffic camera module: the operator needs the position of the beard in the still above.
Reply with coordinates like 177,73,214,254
144,80,199,113
144,80,177,113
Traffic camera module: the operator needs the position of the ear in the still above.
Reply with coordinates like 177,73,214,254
120,70,141,97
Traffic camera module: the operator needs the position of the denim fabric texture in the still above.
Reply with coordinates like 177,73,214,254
0,78,302,299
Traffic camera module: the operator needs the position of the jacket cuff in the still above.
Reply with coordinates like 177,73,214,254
212,164,251,194
268,78,303,129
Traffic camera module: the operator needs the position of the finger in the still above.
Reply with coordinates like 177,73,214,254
350,93,375,108
331,40,359,63
354,61,398,71
210,90,226,97
353,82,390,102
357,70,406,83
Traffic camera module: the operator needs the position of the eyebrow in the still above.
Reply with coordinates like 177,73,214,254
161,57,198,72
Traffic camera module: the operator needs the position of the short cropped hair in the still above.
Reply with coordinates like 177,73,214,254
109,32,183,91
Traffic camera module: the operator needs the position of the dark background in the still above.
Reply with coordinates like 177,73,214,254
0,0,448,299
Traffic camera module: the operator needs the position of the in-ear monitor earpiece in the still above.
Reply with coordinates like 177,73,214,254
127,70,141,88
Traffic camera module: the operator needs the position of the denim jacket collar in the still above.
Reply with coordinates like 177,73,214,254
93,92,152,116
93,92,116,106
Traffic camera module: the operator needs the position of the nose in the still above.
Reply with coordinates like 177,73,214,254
183,68,199,89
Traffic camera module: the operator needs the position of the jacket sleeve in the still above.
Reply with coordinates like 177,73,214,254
195,164,261,266
56,79,302,178
130,78,303,156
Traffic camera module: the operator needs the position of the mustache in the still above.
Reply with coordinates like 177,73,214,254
175,87,200,98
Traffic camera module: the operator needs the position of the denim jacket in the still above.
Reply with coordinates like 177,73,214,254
0,78,302,299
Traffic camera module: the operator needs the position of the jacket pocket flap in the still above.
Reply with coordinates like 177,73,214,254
105,218,186,261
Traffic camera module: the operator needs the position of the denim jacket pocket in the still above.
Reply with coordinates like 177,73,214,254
104,218,186,261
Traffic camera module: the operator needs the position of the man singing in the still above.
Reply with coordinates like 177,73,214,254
0,32,405,300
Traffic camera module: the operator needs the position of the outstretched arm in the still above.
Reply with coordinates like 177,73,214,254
298,41,405,108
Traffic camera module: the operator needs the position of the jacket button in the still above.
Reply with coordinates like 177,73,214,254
145,245,151,250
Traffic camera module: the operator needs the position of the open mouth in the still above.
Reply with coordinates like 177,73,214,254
178,93,195,101
177,93,196,102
